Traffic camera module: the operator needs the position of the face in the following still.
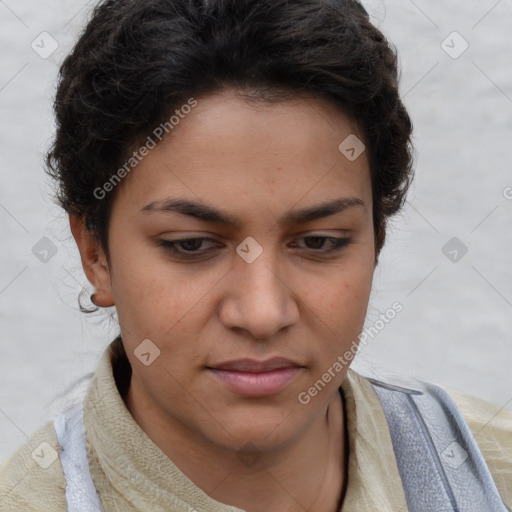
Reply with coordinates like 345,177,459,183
91,88,375,452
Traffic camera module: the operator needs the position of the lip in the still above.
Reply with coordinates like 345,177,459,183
208,357,301,372
207,358,303,397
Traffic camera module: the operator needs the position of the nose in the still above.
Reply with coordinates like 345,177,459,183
218,245,300,340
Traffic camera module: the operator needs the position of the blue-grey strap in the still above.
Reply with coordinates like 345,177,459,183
369,377,508,512
54,401,105,512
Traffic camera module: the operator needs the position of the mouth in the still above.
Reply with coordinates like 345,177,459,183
206,358,304,397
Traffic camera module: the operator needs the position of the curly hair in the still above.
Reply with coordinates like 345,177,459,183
46,0,414,308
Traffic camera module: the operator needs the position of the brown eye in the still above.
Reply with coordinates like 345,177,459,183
159,238,219,257
175,238,204,251
296,236,351,254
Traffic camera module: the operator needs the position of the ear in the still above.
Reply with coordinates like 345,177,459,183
69,214,114,308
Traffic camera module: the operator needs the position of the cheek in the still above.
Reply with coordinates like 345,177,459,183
107,239,178,336
109,244,223,351
302,258,374,364
321,283,371,346
112,272,181,341
307,257,373,320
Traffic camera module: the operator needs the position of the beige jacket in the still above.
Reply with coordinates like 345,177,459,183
1,340,511,511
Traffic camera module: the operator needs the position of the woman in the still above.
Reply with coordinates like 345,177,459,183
1,0,510,510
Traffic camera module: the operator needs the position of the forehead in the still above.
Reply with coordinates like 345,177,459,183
113,89,371,220
167,89,364,162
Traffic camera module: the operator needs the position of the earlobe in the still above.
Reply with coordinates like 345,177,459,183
69,214,115,308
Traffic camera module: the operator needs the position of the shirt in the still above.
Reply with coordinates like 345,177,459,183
1,338,511,511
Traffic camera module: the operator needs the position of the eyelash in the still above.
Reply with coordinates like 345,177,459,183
159,236,351,258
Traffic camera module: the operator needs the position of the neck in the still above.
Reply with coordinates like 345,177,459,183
124,382,347,512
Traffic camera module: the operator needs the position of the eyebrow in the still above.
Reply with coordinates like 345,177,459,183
140,196,364,227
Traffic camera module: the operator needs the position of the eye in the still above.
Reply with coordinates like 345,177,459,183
293,235,351,254
158,234,351,260
159,237,219,257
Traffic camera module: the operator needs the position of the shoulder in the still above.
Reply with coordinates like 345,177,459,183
444,386,512,508
348,369,512,508
0,420,67,511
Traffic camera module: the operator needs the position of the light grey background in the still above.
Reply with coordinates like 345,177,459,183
1,0,511,463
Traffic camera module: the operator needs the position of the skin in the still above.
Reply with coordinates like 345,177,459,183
71,88,376,512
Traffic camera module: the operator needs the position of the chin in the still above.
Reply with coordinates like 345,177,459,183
205,409,307,453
